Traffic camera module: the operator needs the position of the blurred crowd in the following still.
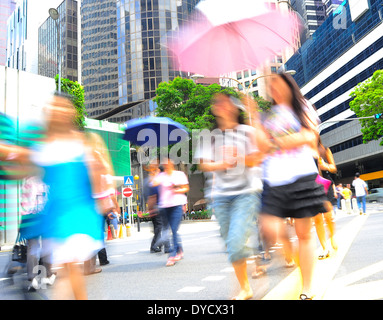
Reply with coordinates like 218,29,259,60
0,73,354,300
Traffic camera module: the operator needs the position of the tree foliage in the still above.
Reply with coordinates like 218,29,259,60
252,93,272,112
153,77,240,171
55,75,87,130
154,77,240,131
349,70,383,145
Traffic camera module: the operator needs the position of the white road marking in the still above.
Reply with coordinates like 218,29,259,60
262,214,369,300
177,286,205,293
125,251,139,255
202,275,226,282
220,267,234,273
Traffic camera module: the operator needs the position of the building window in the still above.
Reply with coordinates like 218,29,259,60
236,71,242,80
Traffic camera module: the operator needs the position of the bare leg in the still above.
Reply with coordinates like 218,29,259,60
232,258,253,300
314,213,327,251
323,208,337,250
295,217,316,297
278,221,294,265
65,262,87,300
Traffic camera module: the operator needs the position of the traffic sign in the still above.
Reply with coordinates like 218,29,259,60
124,175,134,185
122,187,133,198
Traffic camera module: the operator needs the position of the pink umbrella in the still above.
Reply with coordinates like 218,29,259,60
169,0,301,77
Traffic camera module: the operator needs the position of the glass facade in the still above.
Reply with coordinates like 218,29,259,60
6,0,27,71
285,0,383,184
285,0,383,89
38,0,78,81
285,0,383,133
291,0,327,43
115,0,200,122
81,0,119,118
0,0,16,66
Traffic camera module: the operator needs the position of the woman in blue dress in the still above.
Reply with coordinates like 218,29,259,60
29,93,104,299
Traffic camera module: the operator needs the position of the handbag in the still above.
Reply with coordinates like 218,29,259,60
11,231,27,263
316,174,331,194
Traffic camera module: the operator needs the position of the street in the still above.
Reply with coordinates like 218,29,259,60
1,203,383,300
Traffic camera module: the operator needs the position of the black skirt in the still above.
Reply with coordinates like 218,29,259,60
261,174,327,219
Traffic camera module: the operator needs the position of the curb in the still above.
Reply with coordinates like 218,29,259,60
0,245,13,253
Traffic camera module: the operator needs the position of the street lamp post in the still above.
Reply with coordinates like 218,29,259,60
49,8,61,93
130,148,146,232
134,174,141,232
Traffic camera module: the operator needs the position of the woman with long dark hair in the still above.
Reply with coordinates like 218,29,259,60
256,73,327,300
313,138,338,260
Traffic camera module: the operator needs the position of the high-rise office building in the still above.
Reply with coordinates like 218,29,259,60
290,0,327,43
6,0,63,74
108,0,201,123
38,0,79,81
322,0,342,15
0,0,16,66
81,0,119,119
285,0,383,185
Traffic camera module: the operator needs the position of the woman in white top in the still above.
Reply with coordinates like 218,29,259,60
256,73,327,300
153,157,189,267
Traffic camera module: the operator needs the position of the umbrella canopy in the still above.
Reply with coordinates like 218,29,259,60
169,0,301,76
193,199,207,207
123,116,189,147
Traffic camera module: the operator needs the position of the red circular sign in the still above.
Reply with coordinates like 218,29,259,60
123,187,133,197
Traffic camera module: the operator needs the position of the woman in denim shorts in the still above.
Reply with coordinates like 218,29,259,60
195,93,268,300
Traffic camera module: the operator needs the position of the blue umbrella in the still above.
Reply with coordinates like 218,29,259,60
123,116,189,147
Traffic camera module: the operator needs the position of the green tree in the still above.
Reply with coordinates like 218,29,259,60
55,75,87,130
252,93,272,112
153,77,240,171
349,70,383,145
154,77,240,131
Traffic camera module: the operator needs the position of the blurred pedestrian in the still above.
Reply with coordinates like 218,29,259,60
143,159,168,253
20,174,56,290
313,139,338,260
352,172,368,215
335,183,344,210
195,93,267,300
107,209,119,238
258,73,327,300
84,131,121,273
341,184,353,214
28,93,104,299
153,157,189,267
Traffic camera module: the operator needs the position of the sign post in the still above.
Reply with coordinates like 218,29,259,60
122,186,133,237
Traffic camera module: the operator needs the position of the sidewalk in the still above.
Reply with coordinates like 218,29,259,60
0,219,215,252
106,218,216,243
